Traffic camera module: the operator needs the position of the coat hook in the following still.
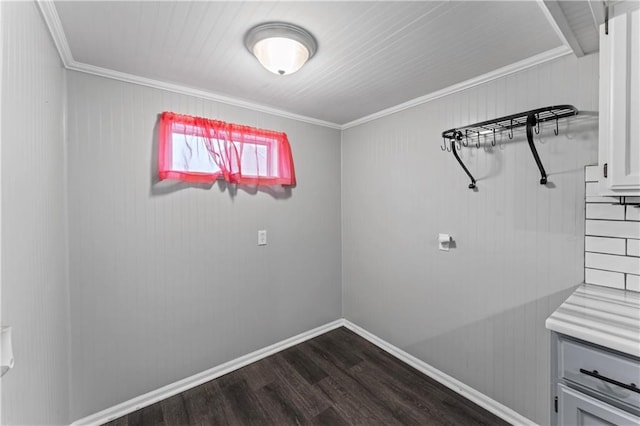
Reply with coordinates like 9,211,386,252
554,117,559,136
492,128,496,147
441,137,448,151
534,113,540,134
508,119,513,139
476,131,481,148
457,131,465,151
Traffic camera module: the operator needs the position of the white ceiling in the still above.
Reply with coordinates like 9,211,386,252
47,1,602,126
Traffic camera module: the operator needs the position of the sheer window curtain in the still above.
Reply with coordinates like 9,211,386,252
158,112,296,186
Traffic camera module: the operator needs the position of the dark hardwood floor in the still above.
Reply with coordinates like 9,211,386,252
104,327,510,425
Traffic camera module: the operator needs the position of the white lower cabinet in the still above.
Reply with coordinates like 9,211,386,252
558,384,640,426
551,333,640,425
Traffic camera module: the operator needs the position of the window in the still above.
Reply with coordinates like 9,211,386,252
158,112,296,186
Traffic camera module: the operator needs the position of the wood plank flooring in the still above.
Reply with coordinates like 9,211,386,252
104,327,510,425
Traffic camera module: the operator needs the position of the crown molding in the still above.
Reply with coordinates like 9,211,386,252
35,0,341,130
36,0,73,67
69,45,570,133
37,0,572,132
341,45,573,130
65,61,342,130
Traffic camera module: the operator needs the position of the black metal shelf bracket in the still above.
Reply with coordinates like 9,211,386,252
441,105,578,189
450,132,476,189
526,113,546,185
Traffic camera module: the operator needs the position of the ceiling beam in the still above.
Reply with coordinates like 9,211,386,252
538,0,585,57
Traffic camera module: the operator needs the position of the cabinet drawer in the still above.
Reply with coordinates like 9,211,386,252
558,384,640,426
559,338,640,410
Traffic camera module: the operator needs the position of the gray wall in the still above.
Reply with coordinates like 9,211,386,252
0,7,602,423
65,71,342,419
1,2,70,425
341,54,599,424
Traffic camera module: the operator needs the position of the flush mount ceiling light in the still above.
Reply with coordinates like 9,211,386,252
245,22,317,76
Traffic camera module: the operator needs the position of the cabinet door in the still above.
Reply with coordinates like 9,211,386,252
558,384,640,426
599,8,640,195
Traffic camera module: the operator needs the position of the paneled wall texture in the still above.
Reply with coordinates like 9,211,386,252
65,71,342,419
584,166,640,291
342,53,599,425
2,4,611,425
1,2,70,425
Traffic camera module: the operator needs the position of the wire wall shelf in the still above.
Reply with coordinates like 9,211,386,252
441,105,579,189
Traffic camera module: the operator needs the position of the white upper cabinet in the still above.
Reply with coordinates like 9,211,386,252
598,7,640,195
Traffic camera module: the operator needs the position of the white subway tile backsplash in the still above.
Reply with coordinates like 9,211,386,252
585,268,625,289
586,182,600,197
585,220,640,239
627,274,640,292
585,236,626,255
584,167,640,293
585,165,600,182
626,206,640,221
586,204,626,220
585,252,640,275
584,183,640,204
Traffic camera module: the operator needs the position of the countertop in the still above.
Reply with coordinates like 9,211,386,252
546,284,640,358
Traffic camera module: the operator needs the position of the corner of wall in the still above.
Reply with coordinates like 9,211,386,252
339,129,345,320
1,2,72,424
62,66,74,422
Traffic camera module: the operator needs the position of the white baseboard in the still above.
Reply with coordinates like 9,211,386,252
72,318,535,426
70,319,345,426
342,320,537,426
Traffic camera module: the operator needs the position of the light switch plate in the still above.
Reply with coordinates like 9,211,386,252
258,230,267,246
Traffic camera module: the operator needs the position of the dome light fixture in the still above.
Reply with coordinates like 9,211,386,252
245,22,317,76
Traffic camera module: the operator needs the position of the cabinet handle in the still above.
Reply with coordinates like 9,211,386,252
579,369,640,394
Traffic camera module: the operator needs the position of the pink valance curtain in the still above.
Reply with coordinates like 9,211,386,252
158,112,296,186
